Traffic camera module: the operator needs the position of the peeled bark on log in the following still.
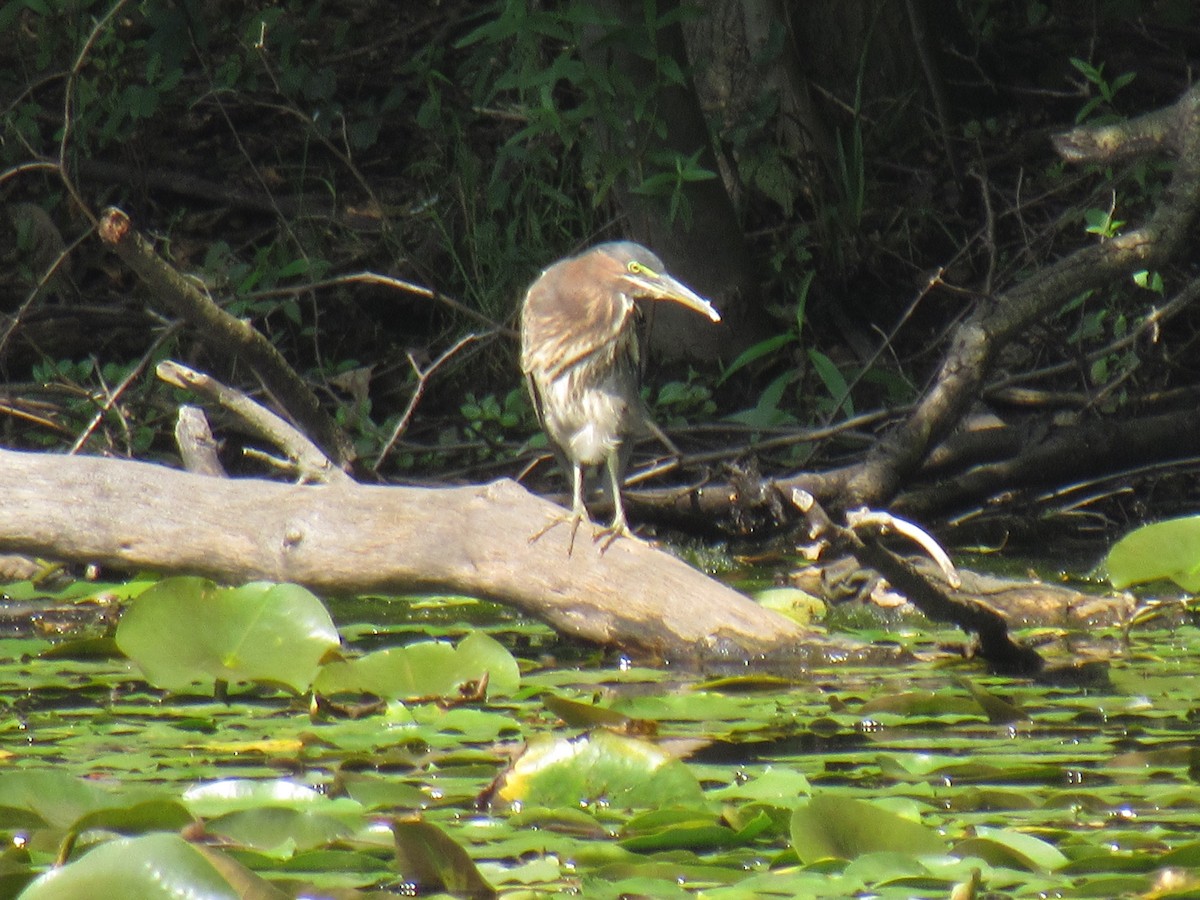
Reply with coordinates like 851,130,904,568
0,448,808,662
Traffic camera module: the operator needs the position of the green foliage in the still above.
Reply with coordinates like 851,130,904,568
115,577,521,700
460,388,529,455
115,578,340,692
790,793,947,863
391,819,497,899
19,832,283,900
1105,515,1200,591
456,0,714,226
1070,56,1136,123
1083,204,1125,239
807,348,854,419
495,730,708,810
2,571,1200,895
1132,268,1164,294
314,630,520,700
629,147,718,226
649,371,716,427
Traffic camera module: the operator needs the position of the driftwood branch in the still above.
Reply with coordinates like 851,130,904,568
895,402,1200,520
96,207,355,468
0,448,819,663
157,361,351,485
174,406,225,477
794,490,1044,675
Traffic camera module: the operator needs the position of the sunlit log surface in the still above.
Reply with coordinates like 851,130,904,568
0,449,827,663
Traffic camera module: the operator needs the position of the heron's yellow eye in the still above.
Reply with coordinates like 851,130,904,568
627,261,656,276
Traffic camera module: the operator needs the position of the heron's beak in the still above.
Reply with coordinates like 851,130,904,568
630,273,722,323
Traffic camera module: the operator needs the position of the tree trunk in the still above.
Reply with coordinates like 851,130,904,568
583,0,770,362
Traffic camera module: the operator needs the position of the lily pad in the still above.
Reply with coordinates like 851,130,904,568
392,818,496,899
790,793,947,863
953,825,1068,873
0,771,186,833
17,832,286,899
314,630,519,699
115,578,339,692
1106,516,1200,591
495,730,708,810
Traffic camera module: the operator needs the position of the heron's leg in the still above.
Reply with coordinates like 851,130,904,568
528,462,590,555
566,461,588,554
594,449,639,552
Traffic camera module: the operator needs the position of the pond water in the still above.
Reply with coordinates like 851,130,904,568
0,568,1197,898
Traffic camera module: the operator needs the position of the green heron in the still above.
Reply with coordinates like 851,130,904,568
520,241,721,552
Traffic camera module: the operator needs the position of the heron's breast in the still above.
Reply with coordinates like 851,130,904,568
537,367,640,465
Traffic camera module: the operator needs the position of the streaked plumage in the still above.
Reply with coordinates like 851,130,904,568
520,241,720,552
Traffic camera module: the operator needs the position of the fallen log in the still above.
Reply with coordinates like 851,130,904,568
0,448,811,662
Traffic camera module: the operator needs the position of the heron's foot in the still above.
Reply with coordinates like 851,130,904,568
593,518,646,554
528,508,588,555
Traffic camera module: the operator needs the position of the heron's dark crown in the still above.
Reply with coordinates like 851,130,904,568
589,241,665,274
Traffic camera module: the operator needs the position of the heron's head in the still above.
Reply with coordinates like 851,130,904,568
594,242,721,323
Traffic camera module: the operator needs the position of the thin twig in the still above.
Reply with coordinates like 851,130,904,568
0,225,93,363
60,0,129,224
249,271,512,335
69,322,183,455
373,332,489,472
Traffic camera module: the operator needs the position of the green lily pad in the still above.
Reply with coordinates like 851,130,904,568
1106,516,1200,591
115,578,339,692
0,771,186,833
496,730,708,810
392,818,496,899
205,807,356,857
790,793,947,863
754,586,826,625
860,690,981,717
314,630,519,700
953,825,1068,873
183,779,361,818
17,832,286,899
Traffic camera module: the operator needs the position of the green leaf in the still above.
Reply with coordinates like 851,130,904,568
708,765,810,802
860,690,981,718
183,779,357,818
807,348,854,416
392,819,497,899
543,694,635,729
454,630,521,696
496,731,708,810
115,577,340,692
1106,516,1200,591
205,807,356,856
314,630,519,700
619,808,771,852
790,793,946,863
17,832,287,899
754,586,825,626
0,770,109,828
725,370,798,428
957,677,1029,724
953,825,1068,873
717,332,795,386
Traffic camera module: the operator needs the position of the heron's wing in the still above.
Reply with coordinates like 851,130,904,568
520,257,637,380
524,370,548,430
